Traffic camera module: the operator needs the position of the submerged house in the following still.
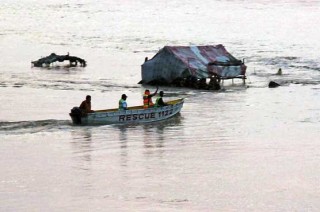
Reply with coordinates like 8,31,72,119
140,45,247,88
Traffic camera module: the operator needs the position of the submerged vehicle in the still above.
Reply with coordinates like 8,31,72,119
69,98,184,125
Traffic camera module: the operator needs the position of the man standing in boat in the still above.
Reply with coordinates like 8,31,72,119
119,94,128,110
143,86,158,108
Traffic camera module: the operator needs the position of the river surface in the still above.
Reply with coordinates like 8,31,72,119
0,0,320,211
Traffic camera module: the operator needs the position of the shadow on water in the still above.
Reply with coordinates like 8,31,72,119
66,113,183,167
114,114,183,166
70,127,93,164
113,113,182,143
115,125,129,167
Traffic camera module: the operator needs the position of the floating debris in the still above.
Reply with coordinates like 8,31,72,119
31,53,86,67
268,81,281,88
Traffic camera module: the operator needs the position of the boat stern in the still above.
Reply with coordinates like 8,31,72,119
69,107,82,125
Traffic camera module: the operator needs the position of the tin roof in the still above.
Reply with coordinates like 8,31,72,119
165,45,242,70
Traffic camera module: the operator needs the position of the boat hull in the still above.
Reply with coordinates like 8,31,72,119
70,98,184,125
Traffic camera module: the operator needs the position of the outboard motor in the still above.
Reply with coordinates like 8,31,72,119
70,107,82,124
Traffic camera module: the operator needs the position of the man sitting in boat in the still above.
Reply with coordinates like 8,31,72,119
143,87,158,109
155,91,168,107
119,94,128,110
79,95,94,115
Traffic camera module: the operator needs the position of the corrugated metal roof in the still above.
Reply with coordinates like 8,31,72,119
165,45,239,70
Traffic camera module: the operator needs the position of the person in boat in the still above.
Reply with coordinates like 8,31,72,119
79,95,93,114
119,94,128,110
155,91,168,107
143,86,158,109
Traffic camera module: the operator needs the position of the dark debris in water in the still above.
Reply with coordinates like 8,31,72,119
31,53,86,68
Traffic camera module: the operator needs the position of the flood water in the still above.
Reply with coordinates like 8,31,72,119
1,0,320,211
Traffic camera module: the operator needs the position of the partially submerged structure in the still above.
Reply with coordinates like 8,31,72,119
140,45,246,89
32,53,86,67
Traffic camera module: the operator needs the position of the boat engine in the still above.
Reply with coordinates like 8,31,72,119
70,107,82,124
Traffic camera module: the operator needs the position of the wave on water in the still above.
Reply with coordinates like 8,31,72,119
256,56,320,73
0,74,141,92
248,55,320,86
0,119,72,135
